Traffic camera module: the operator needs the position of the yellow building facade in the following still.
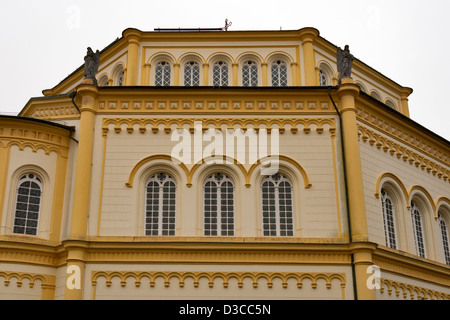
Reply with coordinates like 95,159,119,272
0,27,449,300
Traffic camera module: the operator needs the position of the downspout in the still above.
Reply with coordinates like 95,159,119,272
69,90,80,143
328,86,358,300
69,90,81,114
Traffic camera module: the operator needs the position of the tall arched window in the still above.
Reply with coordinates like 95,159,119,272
184,61,200,87
438,212,450,265
261,173,294,236
204,173,234,236
155,61,171,86
212,61,229,87
145,173,176,236
411,201,426,258
271,60,288,87
242,61,258,87
13,174,42,236
381,189,397,249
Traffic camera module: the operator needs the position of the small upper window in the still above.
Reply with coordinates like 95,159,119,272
212,61,229,87
184,61,200,87
155,61,171,86
242,61,258,87
118,71,124,86
271,60,288,87
319,70,327,86
13,174,42,236
98,75,109,86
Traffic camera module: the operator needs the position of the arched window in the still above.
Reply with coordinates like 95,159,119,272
438,212,450,265
118,71,124,86
370,91,382,101
13,174,42,236
261,173,294,236
98,75,109,86
155,61,171,86
184,61,200,87
385,100,397,110
271,60,288,87
145,173,176,236
242,61,258,87
411,201,426,258
319,70,327,86
112,64,125,86
212,61,229,86
204,173,234,236
381,189,397,249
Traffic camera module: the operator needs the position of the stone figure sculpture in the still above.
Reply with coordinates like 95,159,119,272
84,47,100,85
337,45,354,84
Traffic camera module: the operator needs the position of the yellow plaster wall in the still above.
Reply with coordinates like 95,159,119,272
92,114,344,239
359,124,450,264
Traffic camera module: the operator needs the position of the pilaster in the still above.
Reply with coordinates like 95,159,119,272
299,28,318,86
124,29,141,86
64,80,98,300
400,87,413,117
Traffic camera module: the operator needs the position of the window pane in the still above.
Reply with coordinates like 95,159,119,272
213,61,228,86
261,174,293,236
184,62,200,87
204,174,234,236
155,62,171,86
145,174,176,236
411,202,426,258
381,189,397,249
439,213,450,265
13,174,42,236
271,61,287,87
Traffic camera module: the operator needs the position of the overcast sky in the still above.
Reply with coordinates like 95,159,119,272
1,0,449,141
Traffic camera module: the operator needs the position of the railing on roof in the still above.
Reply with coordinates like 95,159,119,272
154,28,224,32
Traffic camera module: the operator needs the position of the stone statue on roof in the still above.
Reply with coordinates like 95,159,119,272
84,47,100,85
337,45,354,84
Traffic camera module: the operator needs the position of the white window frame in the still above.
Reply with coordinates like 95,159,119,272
271,60,288,87
203,173,235,236
411,201,426,258
212,61,229,87
319,69,327,86
145,173,176,236
242,60,258,87
261,173,294,237
13,174,42,236
381,189,397,249
184,61,200,87
155,61,171,86
438,212,450,265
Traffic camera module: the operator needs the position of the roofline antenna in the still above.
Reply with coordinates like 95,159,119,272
223,18,232,31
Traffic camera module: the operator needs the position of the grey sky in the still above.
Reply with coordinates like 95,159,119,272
1,0,449,140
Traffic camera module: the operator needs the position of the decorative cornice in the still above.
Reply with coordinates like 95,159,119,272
358,124,449,183
102,117,336,136
380,278,450,300
0,118,71,157
0,271,55,289
373,246,450,289
356,102,450,168
90,270,346,300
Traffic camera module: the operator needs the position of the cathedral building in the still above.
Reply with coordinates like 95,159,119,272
0,27,449,300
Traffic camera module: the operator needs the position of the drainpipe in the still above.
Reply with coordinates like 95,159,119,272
328,86,358,300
